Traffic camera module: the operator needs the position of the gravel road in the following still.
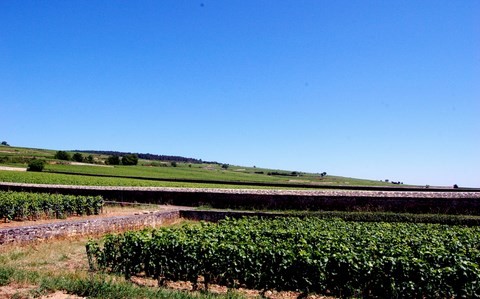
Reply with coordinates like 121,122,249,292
0,166,26,172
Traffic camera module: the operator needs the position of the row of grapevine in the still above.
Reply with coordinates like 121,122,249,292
0,191,104,221
86,217,480,298
294,210,480,226
0,171,245,188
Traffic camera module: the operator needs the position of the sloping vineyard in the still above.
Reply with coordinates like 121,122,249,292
87,217,480,298
0,191,103,221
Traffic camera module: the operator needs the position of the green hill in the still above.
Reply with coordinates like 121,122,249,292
0,144,395,189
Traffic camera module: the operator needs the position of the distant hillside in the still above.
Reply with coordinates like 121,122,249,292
77,150,204,164
0,145,416,188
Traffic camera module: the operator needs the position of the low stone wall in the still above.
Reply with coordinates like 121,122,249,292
1,183,480,214
0,210,180,245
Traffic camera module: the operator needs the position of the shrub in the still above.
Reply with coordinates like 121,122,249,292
221,164,229,169
171,161,177,167
72,153,84,162
54,151,71,161
27,159,45,172
106,155,120,165
121,154,138,166
86,155,94,164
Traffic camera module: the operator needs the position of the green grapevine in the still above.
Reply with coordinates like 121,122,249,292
86,217,480,297
0,191,103,221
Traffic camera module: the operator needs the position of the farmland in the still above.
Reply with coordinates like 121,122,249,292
0,235,247,299
0,170,291,189
1,144,479,298
0,145,398,189
0,191,103,222
87,217,480,298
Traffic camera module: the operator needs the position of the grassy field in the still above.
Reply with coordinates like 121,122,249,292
0,145,394,188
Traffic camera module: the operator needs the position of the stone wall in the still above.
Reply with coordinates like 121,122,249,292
1,183,479,214
0,210,180,245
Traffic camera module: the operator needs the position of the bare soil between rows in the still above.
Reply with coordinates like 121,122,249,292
0,281,334,299
0,284,84,299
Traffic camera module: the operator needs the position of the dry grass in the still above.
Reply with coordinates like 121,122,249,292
0,238,89,275
0,218,195,277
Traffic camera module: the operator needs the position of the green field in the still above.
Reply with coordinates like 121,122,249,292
0,145,394,188
0,170,299,189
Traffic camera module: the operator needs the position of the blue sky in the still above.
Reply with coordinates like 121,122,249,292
1,1,479,187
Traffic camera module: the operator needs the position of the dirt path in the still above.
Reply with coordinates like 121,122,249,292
0,166,26,172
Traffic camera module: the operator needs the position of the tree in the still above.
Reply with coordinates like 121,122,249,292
221,164,229,170
106,155,120,165
54,151,71,161
171,161,177,167
1,141,9,146
72,153,84,162
122,154,138,166
27,159,45,172
86,155,94,164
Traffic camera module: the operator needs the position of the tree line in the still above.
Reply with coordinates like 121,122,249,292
77,150,202,164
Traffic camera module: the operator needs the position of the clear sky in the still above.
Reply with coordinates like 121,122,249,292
1,1,479,187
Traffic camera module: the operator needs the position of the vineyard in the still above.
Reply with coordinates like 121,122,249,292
0,191,104,221
0,145,395,189
0,170,293,189
1,145,479,298
87,217,480,298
